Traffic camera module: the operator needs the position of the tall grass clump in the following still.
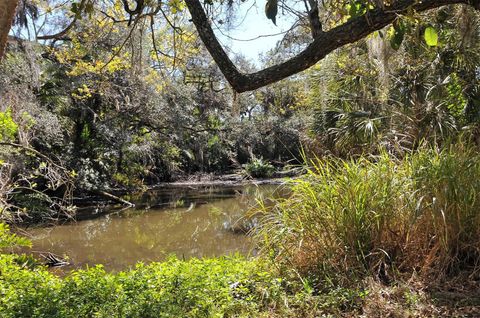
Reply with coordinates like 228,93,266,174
256,144,480,287
407,145,480,277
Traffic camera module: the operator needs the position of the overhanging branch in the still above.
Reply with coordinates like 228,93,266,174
185,0,476,93
37,0,87,40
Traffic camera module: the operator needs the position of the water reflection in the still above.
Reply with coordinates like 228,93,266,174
23,184,285,271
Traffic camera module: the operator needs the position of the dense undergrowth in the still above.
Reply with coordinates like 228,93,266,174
0,226,294,318
2,145,480,317
0,253,286,318
0,43,304,223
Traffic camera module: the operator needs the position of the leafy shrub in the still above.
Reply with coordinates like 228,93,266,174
0,255,285,318
243,158,275,179
0,108,18,142
0,223,31,249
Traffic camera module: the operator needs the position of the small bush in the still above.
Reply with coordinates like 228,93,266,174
0,108,18,142
0,223,31,249
243,158,275,178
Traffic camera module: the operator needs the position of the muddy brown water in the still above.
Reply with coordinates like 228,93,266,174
20,183,286,271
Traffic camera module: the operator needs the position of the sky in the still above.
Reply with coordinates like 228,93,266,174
213,0,296,62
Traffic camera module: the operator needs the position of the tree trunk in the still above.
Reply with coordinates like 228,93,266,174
0,0,18,61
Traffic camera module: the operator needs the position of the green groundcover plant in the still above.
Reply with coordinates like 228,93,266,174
0,253,285,318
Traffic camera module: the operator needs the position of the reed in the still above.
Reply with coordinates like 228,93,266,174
256,144,480,286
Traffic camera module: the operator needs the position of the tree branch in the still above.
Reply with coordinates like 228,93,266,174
305,0,323,38
185,0,476,93
37,0,87,40
122,0,145,25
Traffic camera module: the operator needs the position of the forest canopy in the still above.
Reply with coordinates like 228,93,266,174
1,0,480,91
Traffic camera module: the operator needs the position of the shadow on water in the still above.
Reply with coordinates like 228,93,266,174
20,183,287,271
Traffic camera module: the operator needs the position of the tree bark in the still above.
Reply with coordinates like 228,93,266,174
185,0,478,93
0,0,19,61
306,0,323,38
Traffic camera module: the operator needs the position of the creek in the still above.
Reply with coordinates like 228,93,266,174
21,183,285,271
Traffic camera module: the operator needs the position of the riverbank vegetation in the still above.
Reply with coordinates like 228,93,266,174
3,148,480,317
255,144,480,314
258,144,480,282
0,38,305,223
0,253,284,317
1,0,480,316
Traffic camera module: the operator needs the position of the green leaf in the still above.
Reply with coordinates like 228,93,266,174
347,1,366,18
424,26,438,47
390,32,404,51
265,0,278,25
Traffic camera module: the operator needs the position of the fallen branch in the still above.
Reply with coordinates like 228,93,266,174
92,190,135,207
41,252,70,268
